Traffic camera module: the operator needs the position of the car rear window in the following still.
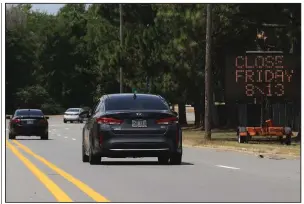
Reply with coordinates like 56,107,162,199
15,110,44,117
105,96,170,111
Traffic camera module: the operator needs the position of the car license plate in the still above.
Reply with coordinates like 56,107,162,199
27,120,34,124
132,120,147,128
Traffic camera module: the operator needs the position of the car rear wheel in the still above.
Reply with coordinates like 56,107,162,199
41,132,49,140
89,146,101,165
158,156,169,164
63,119,67,123
82,144,89,162
170,153,182,165
8,133,16,140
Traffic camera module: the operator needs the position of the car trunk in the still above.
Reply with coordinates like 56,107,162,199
103,110,176,135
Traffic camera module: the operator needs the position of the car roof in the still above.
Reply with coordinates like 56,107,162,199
102,93,162,101
66,108,81,110
16,109,42,112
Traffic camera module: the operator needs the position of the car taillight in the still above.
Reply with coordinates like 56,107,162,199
156,117,178,125
12,119,21,124
39,119,48,124
96,117,123,125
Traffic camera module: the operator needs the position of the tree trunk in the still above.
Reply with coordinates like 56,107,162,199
204,4,212,140
200,93,205,128
178,103,187,126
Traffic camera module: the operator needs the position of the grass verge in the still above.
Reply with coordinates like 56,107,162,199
182,128,300,159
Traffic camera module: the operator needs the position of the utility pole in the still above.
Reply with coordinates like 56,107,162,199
204,4,212,140
119,4,123,93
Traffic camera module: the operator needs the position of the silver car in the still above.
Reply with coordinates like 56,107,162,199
63,108,83,123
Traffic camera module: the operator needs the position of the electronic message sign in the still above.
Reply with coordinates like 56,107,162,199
225,52,300,101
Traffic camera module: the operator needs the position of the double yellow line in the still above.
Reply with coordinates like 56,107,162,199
6,140,110,202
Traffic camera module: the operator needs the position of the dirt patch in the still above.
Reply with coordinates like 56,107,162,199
183,130,300,159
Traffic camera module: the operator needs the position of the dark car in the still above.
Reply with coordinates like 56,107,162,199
6,109,49,140
80,93,182,165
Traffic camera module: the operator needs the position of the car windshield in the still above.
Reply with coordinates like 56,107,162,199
105,96,169,111
66,108,80,112
15,110,44,117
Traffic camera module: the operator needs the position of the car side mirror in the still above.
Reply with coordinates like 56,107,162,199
45,116,49,119
6,115,11,119
172,111,178,117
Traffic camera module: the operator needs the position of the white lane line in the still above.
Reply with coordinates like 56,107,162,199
57,134,61,137
65,128,69,130
72,138,76,141
64,136,68,139
216,165,240,170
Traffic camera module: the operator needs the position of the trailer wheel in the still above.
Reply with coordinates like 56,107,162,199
237,127,248,143
246,133,251,143
284,127,292,145
278,136,284,144
238,134,244,143
285,135,291,145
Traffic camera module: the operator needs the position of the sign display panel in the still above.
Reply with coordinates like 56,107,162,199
225,52,300,101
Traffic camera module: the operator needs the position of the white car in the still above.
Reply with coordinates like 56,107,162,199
63,108,84,123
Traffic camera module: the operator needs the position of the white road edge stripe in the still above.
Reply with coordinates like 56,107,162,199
216,165,240,170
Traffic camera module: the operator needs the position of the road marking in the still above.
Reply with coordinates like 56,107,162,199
216,165,240,170
65,128,69,130
72,138,76,140
6,141,72,202
64,137,68,139
12,140,110,202
57,134,61,137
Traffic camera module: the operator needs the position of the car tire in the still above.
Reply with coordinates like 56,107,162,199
170,153,182,165
89,146,101,165
82,143,89,162
158,156,169,165
8,133,16,140
64,119,67,123
41,132,49,140
79,120,83,123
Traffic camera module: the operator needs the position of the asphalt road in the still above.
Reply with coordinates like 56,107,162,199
5,116,301,202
